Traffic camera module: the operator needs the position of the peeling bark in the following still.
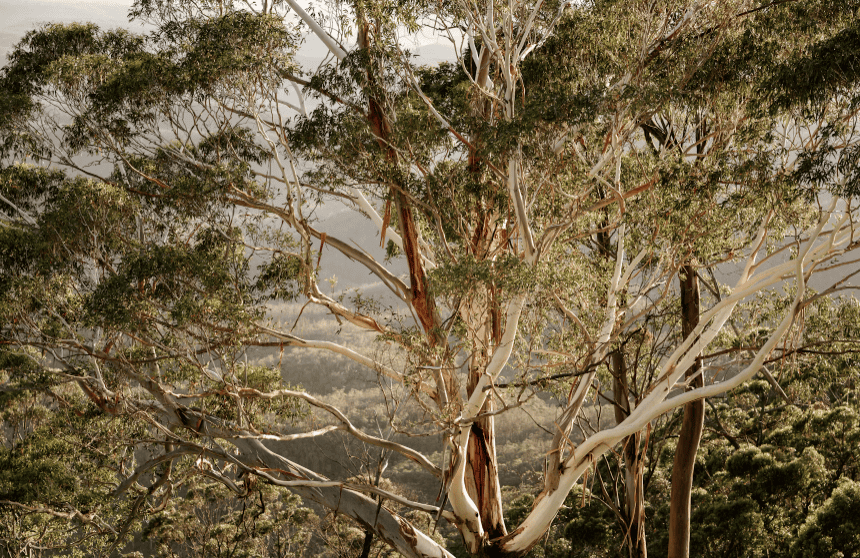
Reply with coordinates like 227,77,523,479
456,48,509,546
359,17,442,351
466,392,507,540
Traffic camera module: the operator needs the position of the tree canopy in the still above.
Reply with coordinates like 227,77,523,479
2,0,860,557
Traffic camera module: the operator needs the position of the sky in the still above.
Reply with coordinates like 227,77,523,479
0,0,453,67
0,0,138,62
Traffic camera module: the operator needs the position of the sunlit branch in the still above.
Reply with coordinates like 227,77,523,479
237,386,442,477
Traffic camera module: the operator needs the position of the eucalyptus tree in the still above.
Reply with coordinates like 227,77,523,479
2,0,860,557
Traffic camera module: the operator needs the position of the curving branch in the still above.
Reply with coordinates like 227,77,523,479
235,387,442,478
227,186,412,307
500,199,852,555
253,324,423,392
179,421,455,558
280,0,347,60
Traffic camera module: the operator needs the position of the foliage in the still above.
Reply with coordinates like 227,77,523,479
477,324,860,558
141,481,317,558
0,359,138,557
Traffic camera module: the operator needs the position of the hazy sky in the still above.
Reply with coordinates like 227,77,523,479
0,0,347,66
0,0,451,68
1,0,138,61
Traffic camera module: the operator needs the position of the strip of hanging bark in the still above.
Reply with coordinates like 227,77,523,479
359,17,442,348
466,415,507,539
380,198,392,247
316,232,327,268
